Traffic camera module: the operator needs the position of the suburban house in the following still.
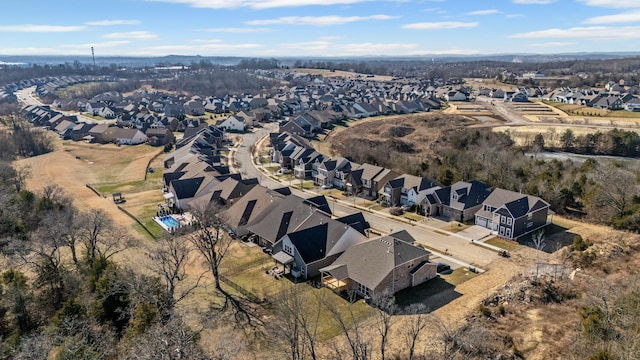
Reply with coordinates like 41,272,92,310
272,211,369,279
312,157,352,188
223,185,293,238
320,231,437,298
280,119,312,138
104,128,148,145
349,164,399,198
422,180,492,222
217,115,248,132
245,195,332,249
332,159,360,190
382,174,438,207
146,128,175,146
292,148,324,179
475,188,550,239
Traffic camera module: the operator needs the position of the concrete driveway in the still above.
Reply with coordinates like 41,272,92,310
456,225,493,242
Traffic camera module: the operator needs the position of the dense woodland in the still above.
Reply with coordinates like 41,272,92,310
330,117,640,231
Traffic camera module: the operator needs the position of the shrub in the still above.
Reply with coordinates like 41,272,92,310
478,305,492,318
389,207,404,216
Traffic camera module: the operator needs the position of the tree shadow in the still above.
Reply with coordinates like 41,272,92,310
516,223,574,253
394,277,462,314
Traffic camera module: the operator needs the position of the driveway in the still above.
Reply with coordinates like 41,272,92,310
456,225,493,242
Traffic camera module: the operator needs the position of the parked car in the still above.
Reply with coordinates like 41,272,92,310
277,168,292,175
436,262,453,274
321,184,333,189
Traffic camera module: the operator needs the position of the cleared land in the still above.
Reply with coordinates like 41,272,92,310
15,139,163,239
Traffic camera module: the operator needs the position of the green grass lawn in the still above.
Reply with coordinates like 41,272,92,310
485,237,522,252
129,203,166,240
446,222,471,233
402,212,424,222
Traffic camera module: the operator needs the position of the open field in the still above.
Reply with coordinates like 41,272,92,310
291,68,393,82
15,139,164,239
544,101,640,119
54,81,119,99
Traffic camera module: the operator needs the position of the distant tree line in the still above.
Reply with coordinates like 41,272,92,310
333,124,640,232
151,69,279,97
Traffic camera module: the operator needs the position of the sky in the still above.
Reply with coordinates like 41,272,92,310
1,0,640,58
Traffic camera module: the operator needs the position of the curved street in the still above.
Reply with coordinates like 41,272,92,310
232,125,502,271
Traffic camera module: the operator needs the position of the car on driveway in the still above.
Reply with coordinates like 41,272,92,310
436,262,453,274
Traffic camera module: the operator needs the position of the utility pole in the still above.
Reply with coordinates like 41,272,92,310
91,46,96,71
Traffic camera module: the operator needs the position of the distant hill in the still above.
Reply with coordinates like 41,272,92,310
2,52,640,67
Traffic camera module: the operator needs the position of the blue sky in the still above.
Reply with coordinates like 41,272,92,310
1,0,640,57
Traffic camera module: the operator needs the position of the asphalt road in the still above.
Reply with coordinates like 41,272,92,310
232,127,500,270
16,87,114,125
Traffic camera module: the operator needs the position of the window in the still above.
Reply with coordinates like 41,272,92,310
505,228,512,238
526,222,533,228
284,244,293,255
357,282,369,297
499,226,505,235
501,215,507,224
507,217,512,226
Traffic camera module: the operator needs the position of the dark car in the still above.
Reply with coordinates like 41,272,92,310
437,262,453,274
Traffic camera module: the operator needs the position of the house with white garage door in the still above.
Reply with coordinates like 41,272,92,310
475,188,550,240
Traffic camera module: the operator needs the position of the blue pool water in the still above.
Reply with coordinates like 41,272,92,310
159,215,180,228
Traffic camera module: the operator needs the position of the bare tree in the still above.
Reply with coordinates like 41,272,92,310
185,201,257,324
122,316,209,360
531,230,546,280
324,291,372,360
592,166,637,218
371,294,397,360
10,332,52,360
271,284,323,360
79,209,131,265
146,235,204,317
401,304,430,360
186,202,231,292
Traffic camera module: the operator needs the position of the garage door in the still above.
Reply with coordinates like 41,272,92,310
476,217,487,227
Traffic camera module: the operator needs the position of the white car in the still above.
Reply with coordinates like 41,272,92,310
321,184,333,189
277,168,292,175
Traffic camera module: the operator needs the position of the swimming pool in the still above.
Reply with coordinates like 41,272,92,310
158,215,180,228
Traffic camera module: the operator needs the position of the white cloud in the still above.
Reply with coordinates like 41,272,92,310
146,0,374,9
0,24,86,32
510,25,640,39
59,41,132,49
467,9,500,15
512,0,555,4
528,41,575,47
103,31,159,40
403,21,479,30
247,14,395,26
135,41,265,56
577,0,640,8
85,20,142,26
583,10,640,24
506,14,525,18
278,39,479,56
204,27,271,33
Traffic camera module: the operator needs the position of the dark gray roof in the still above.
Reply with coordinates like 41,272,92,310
336,213,370,236
321,235,429,290
482,188,549,218
170,176,205,199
